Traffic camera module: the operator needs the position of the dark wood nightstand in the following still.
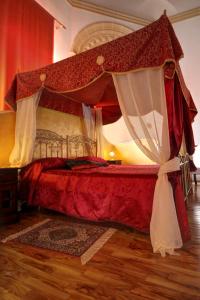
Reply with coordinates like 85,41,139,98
107,160,122,165
0,167,19,225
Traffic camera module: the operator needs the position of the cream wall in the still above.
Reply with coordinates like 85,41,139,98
35,0,72,62
36,107,115,161
36,107,83,136
36,0,141,61
173,16,200,166
34,0,147,164
68,11,200,164
103,118,154,164
25,2,200,164
0,112,15,166
69,7,141,51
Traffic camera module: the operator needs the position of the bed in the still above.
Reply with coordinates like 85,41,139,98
7,14,196,254
19,129,190,242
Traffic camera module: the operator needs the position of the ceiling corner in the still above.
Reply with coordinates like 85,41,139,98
66,0,200,25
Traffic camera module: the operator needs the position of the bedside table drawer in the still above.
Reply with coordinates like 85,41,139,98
0,168,19,225
107,160,122,165
0,168,18,183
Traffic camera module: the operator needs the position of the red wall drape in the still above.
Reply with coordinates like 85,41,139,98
0,0,54,110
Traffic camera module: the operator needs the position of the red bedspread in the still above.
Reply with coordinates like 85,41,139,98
20,158,190,240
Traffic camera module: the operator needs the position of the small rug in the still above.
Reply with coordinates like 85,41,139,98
1,219,116,264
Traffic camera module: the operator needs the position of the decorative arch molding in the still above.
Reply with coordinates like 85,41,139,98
72,22,133,54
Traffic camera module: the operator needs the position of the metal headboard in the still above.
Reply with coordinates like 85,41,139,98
179,153,192,201
33,129,97,160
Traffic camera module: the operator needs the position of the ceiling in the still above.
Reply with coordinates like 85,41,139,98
67,0,200,25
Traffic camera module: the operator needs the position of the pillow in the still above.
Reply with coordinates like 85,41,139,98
41,157,67,170
74,156,108,166
65,159,89,169
65,157,108,170
23,157,67,172
71,164,98,170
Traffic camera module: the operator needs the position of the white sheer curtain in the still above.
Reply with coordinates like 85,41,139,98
82,104,103,157
95,107,103,157
9,91,42,166
112,68,182,256
82,103,95,141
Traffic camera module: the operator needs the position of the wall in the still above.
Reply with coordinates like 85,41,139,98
173,16,200,166
36,0,141,60
36,107,83,136
34,1,200,164
0,112,15,166
35,0,72,62
69,7,141,51
103,117,154,164
68,11,200,164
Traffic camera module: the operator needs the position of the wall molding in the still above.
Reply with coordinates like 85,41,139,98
67,0,200,25
67,0,150,26
169,7,200,23
72,22,133,53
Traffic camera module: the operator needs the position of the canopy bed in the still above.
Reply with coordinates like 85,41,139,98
6,14,197,257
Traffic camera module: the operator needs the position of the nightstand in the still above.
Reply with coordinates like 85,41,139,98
0,167,19,225
107,160,122,165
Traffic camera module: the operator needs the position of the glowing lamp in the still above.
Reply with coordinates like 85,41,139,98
109,151,115,160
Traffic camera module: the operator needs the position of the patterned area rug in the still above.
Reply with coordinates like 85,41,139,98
2,219,116,264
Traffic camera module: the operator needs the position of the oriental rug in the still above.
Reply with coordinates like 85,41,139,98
1,219,116,264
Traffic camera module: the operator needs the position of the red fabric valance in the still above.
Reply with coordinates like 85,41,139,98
5,14,197,125
6,15,183,103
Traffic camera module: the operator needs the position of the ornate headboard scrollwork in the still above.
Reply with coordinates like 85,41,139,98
179,153,192,201
33,129,97,160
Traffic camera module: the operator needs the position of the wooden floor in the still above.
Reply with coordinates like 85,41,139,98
0,185,200,300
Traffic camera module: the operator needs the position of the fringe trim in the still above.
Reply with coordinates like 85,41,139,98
1,219,51,243
2,219,116,265
81,228,117,265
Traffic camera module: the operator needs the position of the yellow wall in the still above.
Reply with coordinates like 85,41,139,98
102,141,121,161
0,107,152,167
0,111,16,167
36,107,115,160
115,141,154,164
102,140,154,165
36,107,83,136
102,117,154,164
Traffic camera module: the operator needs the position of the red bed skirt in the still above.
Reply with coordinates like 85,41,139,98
20,159,190,242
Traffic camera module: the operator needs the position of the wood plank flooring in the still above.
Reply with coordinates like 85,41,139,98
0,184,200,300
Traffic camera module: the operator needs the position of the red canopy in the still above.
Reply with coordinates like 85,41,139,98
5,14,197,124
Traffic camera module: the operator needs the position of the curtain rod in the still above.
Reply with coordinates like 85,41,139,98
36,1,66,29
54,19,66,30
